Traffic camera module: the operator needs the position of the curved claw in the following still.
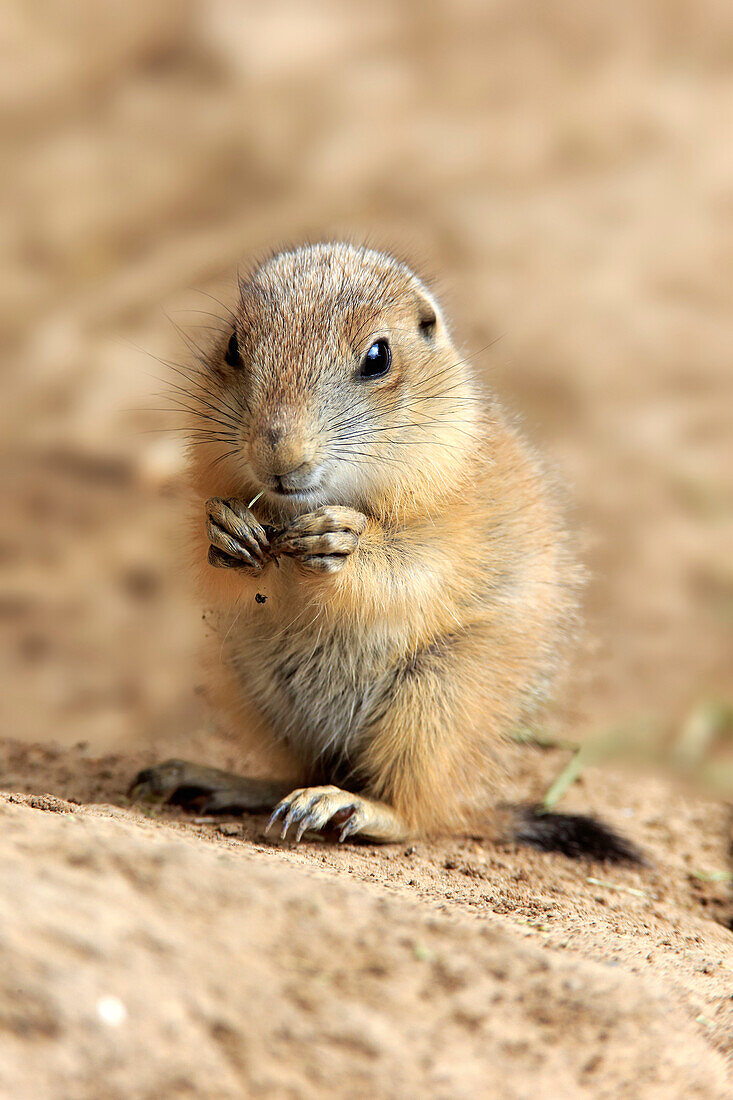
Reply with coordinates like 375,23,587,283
280,803,308,839
266,801,288,836
338,810,360,843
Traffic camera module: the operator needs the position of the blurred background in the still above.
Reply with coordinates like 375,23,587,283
2,0,732,782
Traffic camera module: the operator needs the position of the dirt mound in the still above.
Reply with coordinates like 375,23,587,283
0,791,728,1100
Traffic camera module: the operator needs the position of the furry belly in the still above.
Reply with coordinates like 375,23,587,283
225,618,393,771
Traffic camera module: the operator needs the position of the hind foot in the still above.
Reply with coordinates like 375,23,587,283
266,785,409,844
128,759,293,815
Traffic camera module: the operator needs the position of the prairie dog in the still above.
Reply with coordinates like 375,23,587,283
132,243,636,859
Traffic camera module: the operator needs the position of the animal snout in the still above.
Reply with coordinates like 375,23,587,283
249,411,317,491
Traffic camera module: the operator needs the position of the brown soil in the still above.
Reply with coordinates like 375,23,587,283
1,741,732,1098
2,1,732,1096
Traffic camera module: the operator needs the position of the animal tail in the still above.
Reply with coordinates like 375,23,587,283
505,804,643,864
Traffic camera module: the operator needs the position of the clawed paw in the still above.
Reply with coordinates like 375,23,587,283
206,498,272,574
270,507,367,573
266,785,365,843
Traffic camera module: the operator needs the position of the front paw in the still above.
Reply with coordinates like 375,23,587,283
270,506,367,573
206,497,271,574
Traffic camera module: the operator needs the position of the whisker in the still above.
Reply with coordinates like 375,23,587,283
191,289,239,327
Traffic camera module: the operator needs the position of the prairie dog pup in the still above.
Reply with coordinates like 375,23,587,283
132,243,636,859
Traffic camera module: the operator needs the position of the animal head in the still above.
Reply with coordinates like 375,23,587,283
190,243,481,520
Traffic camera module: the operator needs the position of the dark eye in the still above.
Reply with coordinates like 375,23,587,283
359,339,391,379
224,330,243,368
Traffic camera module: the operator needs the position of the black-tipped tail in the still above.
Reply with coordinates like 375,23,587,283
511,804,644,864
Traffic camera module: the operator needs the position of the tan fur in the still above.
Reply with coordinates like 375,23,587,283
174,242,580,839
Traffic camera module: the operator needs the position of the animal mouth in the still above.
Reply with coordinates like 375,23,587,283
267,472,322,498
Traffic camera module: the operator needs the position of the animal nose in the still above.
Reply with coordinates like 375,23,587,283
250,411,314,482
268,447,310,479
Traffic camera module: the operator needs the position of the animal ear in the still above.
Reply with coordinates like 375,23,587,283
415,290,439,341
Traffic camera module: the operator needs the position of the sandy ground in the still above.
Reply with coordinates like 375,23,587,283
2,1,733,1095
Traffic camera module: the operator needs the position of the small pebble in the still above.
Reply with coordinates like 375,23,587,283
97,995,127,1027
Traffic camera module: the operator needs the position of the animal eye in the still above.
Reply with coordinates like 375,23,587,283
359,339,391,379
224,331,243,368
